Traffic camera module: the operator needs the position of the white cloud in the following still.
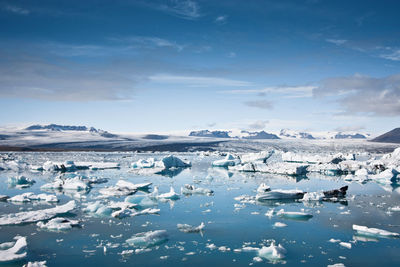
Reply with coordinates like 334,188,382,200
379,49,400,61
3,5,30,15
222,85,316,98
248,120,269,130
314,73,400,116
112,36,184,51
215,15,228,24
243,100,273,110
149,74,253,87
154,0,201,20
326,39,348,46
227,52,236,58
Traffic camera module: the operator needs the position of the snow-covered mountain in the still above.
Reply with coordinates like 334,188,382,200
371,128,400,143
25,124,117,138
279,129,315,139
189,130,230,138
241,131,280,140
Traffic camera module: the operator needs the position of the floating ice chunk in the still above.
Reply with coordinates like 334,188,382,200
99,180,151,197
354,168,368,176
112,208,160,219
301,192,324,202
131,158,155,169
353,224,399,238
339,242,351,249
389,206,400,212
0,200,75,225
157,187,180,200
41,177,89,191
256,189,304,201
253,256,263,262
0,195,9,201
42,160,81,172
161,155,191,168
181,184,213,196
37,217,80,231
125,195,158,208
328,238,340,243
0,236,27,262
23,261,47,267
327,264,345,267
277,209,313,221
258,242,286,261
370,168,398,181
7,176,35,189
229,162,257,172
126,230,168,248
84,162,120,170
8,192,58,203
255,162,309,176
177,222,205,233
240,151,274,164
116,180,152,191
206,243,217,250
218,246,230,252
212,153,239,167
273,222,287,228
257,183,271,193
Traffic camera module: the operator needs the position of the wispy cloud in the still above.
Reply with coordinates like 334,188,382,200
335,125,365,132
326,39,347,46
151,0,201,20
215,15,228,24
379,49,400,61
243,100,273,110
223,85,316,98
3,5,30,15
111,36,184,51
227,52,236,58
149,74,253,87
248,120,269,130
314,73,400,116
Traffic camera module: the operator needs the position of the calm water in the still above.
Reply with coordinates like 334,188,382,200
0,152,400,266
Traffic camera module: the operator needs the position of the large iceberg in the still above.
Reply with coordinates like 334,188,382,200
0,236,27,262
257,242,286,262
0,201,76,225
37,217,80,231
7,176,35,189
126,230,168,248
353,224,399,238
212,153,239,167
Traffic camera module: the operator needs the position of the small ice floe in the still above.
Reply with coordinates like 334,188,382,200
8,193,58,203
131,158,156,169
0,236,27,262
206,243,217,250
388,206,400,212
84,201,135,217
37,217,80,231
234,195,256,204
181,184,213,196
0,195,9,201
212,153,239,167
125,195,158,209
257,242,286,262
301,192,324,202
328,238,341,243
126,230,168,248
353,224,399,238
112,208,160,219
327,264,345,267
240,151,274,164
177,222,205,233
99,180,152,197
339,242,352,249
256,184,304,200
256,162,309,176
156,187,180,200
42,160,83,172
273,222,287,228
41,177,90,191
23,261,47,267
7,176,35,189
0,200,75,226
84,162,120,170
218,246,231,252
276,209,313,221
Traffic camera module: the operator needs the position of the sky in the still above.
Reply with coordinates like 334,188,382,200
0,0,399,135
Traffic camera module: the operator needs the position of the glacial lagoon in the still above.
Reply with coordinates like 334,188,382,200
0,148,400,266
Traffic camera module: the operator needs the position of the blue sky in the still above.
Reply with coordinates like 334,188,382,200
0,0,399,134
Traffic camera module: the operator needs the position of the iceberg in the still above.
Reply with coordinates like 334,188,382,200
177,222,205,233
0,200,76,225
276,209,313,221
132,158,155,169
240,151,274,164
301,192,324,201
156,187,180,200
41,177,90,191
8,192,58,203
99,180,152,197
212,153,239,167
353,224,399,238
112,207,160,219
126,230,168,248
257,242,286,261
7,176,35,188
23,261,47,267
181,184,213,195
255,162,309,176
0,236,27,262
37,217,80,231
161,155,191,168
256,186,304,200
125,195,158,209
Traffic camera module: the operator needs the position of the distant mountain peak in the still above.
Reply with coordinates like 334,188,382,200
371,128,400,143
25,124,117,138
